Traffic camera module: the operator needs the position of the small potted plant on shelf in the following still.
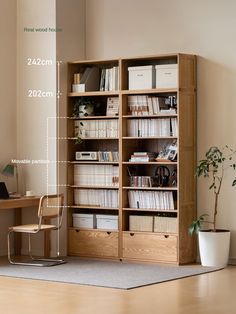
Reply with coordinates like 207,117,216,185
73,97,96,117
189,146,236,267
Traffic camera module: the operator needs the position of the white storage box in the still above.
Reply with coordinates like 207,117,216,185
129,215,153,232
72,213,95,229
96,214,118,230
155,64,178,88
128,65,155,90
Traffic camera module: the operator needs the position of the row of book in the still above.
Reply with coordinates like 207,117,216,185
128,190,175,210
74,165,119,187
127,118,178,137
74,189,118,208
100,67,119,91
98,151,119,162
75,120,118,138
128,95,177,116
129,176,152,187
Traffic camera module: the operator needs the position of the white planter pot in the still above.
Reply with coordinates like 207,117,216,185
198,230,230,267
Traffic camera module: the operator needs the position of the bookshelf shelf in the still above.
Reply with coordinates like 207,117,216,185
70,185,119,189
68,137,119,140
70,161,119,165
122,114,178,119
122,161,178,165
69,227,119,232
123,230,178,235
121,88,178,95
69,116,119,120
67,53,196,264
70,205,119,210
122,186,178,191
122,136,178,140
123,208,177,213
68,91,119,97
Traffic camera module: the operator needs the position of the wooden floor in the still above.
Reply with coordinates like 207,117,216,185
0,266,235,314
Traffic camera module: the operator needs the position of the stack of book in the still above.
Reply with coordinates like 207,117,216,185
127,118,178,137
74,164,119,187
128,190,175,210
75,119,118,138
74,189,118,208
129,152,156,162
100,67,119,91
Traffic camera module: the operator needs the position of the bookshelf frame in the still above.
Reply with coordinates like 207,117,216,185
66,53,196,264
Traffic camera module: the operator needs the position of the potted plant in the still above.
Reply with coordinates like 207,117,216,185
189,146,236,267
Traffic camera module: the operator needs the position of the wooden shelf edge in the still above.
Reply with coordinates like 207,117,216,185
70,185,119,189
122,186,178,191
122,136,177,140
123,208,177,212
68,91,119,97
123,230,178,236
121,88,178,95
70,161,119,164
70,205,119,210
69,227,119,233
69,116,119,120
122,114,178,118
122,161,178,165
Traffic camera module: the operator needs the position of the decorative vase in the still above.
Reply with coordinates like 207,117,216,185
198,230,230,267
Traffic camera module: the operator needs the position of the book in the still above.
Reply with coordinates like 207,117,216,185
106,97,119,116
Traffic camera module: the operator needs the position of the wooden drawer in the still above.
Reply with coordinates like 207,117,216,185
123,232,178,262
68,229,118,258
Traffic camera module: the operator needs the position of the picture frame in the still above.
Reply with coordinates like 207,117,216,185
156,141,177,161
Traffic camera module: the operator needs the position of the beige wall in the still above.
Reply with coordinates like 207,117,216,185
85,0,236,258
17,0,57,256
16,0,85,257
17,0,57,197
0,0,16,255
0,0,17,189
55,0,85,256
0,0,84,257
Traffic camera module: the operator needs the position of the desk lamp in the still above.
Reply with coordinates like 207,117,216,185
1,164,19,194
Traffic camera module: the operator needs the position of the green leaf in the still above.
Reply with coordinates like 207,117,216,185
188,214,208,235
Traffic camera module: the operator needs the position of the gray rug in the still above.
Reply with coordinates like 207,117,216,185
0,257,221,289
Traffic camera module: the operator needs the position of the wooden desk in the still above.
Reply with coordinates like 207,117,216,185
0,197,41,256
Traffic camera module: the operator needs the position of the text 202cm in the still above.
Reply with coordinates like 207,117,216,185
28,90,53,97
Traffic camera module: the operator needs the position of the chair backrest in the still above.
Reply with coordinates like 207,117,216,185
38,194,64,219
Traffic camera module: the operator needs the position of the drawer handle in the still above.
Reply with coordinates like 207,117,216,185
76,229,80,233
130,233,135,236
164,235,169,238
107,231,111,235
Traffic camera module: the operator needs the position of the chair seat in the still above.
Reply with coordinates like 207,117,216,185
10,224,57,233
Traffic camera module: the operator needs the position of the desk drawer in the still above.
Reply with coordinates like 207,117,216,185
123,232,178,262
68,229,118,258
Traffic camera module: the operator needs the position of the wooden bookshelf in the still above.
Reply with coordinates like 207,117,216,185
66,53,196,264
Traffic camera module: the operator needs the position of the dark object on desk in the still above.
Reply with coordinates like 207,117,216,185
0,182,9,199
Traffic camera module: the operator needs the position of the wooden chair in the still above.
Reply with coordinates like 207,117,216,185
7,194,66,266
